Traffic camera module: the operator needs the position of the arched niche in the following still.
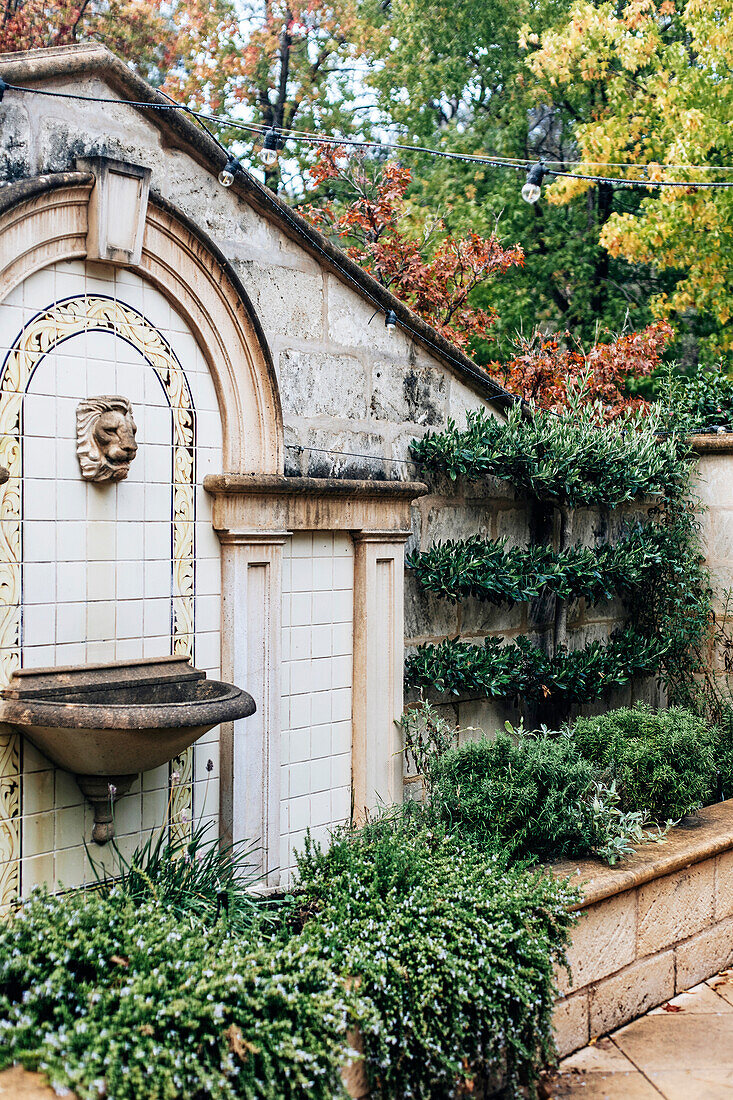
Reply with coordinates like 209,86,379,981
0,174,283,477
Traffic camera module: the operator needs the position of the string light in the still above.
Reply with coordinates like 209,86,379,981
0,78,5,103
521,160,546,204
259,128,285,167
385,310,398,335
3,80,733,191
217,155,241,188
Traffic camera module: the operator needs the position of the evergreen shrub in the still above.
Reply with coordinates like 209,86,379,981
296,816,578,1098
429,732,607,861
570,703,716,820
0,890,350,1100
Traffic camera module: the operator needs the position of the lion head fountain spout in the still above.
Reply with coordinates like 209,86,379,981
77,395,138,482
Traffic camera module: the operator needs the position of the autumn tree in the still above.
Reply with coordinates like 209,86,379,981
303,146,524,348
0,0,181,81
524,0,733,358
353,0,672,359
495,321,673,416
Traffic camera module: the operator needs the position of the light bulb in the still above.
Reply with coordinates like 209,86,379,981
260,127,284,168
385,310,397,335
260,147,279,168
218,156,240,187
521,160,546,204
521,181,542,204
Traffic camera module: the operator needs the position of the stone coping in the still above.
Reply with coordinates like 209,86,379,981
689,433,733,455
204,473,428,500
553,798,733,911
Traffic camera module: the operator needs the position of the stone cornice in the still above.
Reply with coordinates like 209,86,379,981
689,433,733,455
204,474,427,534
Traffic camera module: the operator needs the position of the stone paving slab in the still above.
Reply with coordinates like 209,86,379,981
546,972,733,1098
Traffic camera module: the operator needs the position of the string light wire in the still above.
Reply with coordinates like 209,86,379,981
4,79,733,187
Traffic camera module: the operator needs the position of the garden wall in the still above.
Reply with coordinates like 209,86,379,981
553,798,733,1057
404,477,660,736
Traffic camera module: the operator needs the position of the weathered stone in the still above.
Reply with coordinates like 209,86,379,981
589,952,675,1036
278,350,368,419
637,863,715,957
716,849,733,920
370,359,447,426
326,275,412,356
675,915,733,991
0,103,31,182
424,503,492,544
554,993,590,1058
447,376,503,428
458,594,526,637
559,890,637,995
238,262,325,341
304,429,387,480
404,573,459,642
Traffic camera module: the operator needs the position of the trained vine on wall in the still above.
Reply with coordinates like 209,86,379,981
408,391,705,713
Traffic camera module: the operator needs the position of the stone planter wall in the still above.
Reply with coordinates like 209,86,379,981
553,799,733,1056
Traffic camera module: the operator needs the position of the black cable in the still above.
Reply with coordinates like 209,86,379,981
5,80,733,189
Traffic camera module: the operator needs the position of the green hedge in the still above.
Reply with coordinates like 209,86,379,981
407,523,667,606
570,704,716,820
409,402,688,507
405,627,666,702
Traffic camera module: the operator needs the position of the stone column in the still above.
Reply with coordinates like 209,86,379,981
351,530,410,821
217,529,290,886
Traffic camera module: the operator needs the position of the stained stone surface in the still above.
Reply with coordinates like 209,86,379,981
546,974,733,1099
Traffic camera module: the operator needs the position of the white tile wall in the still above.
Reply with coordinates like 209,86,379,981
280,532,354,882
0,260,223,893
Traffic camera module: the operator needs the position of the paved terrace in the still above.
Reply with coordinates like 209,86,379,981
547,969,733,1098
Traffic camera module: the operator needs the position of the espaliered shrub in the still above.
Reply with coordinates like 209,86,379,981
296,817,578,1099
410,400,689,506
405,627,666,701
570,703,716,820
407,521,667,605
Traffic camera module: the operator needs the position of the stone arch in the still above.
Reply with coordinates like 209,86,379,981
0,174,283,476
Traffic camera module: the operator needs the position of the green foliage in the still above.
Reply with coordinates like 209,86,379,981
678,367,733,433
410,400,689,507
428,730,664,864
87,818,270,936
407,521,667,606
0,890,351,1100
295,814,579,1097
405,627,665,702
400,695,457,778
569,704,715,821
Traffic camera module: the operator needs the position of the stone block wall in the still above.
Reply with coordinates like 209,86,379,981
553,800,733,1057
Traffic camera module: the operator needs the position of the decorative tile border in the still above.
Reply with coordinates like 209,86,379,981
0,294,196,907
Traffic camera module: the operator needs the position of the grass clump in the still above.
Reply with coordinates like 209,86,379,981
295,813,578,1099
570,703,716,820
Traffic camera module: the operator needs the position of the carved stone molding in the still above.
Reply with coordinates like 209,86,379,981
0,177,283,476
204,474,427,534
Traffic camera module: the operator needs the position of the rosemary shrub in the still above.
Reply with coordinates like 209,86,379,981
296,815,579,1099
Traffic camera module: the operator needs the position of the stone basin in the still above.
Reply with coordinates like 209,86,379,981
0,656,255,842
